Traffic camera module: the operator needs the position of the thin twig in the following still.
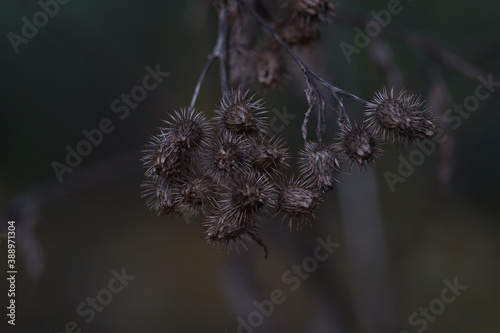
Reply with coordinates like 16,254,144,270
216,0,230,96
242,0,367,140
189,53,217,111
189,0,231,111
243,0,367,103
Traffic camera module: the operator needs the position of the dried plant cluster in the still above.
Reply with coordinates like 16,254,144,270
141,0,437,257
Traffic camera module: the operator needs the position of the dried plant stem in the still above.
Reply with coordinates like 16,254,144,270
189,53,217,111
242,0,366,140
189,0,230,111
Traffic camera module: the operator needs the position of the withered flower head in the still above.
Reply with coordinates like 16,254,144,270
276,177,322,231
283,0,335,34
215,90,268,136
229,172,277,215
177,175,219,218
141,177,181,216
202,131,252,182
287,0,336,18
250,134,290,174
276,18,320,46
142,134,190,177
335,123,383,170
364,88,436,144
162,108,212,152
204,206,267,257
253,44,289,90
298,141,340,192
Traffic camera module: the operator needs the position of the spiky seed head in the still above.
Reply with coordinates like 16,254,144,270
287,0,336,18
276,18,320,46
250,134,290,174
204,206,262,254
142,135,190,177
230,172,277,215
203,132,252,183
141,177,181,216
253,44,288,90
280,0,335,38
276,177,322,230
364,88,436,144
298,141,340,192
215,90,268,136
162,108,212,152
335,123,383,170
177,175,219,218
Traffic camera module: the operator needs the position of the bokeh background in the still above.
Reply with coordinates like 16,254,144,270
1,0,499,332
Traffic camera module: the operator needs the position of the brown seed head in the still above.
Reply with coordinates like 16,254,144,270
253,44,289,90
298,141,340,192
250,134,290,174
335,123,383,170
204,206,262,254
276,18,320,46
215,90,268,136
365,88,436,144
203,132,252,183
142,135,191,177
177,175,219,218
141,177,181,216
230,172,277,214
162,108,212,152
276,177,322,230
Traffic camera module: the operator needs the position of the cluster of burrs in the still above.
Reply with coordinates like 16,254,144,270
141,88,436,257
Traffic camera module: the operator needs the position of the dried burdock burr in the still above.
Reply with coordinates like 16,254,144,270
287,0,336,19
215,90,268,136
298,141,340,192
276,18,320,46
141,177,182,216
276,177,322,231
335,123,383,170
162,108,212,153
250,134,290,175
283,0,335,36
177,175,219,218
204,206,268,258
364,88,436,144
142,135,190,177
253,43,289,90
229,171,277,216
202,131,252,183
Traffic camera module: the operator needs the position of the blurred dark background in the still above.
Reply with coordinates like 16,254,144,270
1,0,499,332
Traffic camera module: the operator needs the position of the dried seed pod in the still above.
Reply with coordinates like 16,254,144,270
276,177,322,230
281,0,335,38
298,141,340,192
202,131,252,183
335,123,383,170
250,134,290,174
141,177,181,216
177,175,219,218
276,18,320,46
204,206,264,255
253,44,289,90
364,88,436,144
215,90,268,136
142,134,190,177
162,108,212,152
287,0,336,19
229,171,277,216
